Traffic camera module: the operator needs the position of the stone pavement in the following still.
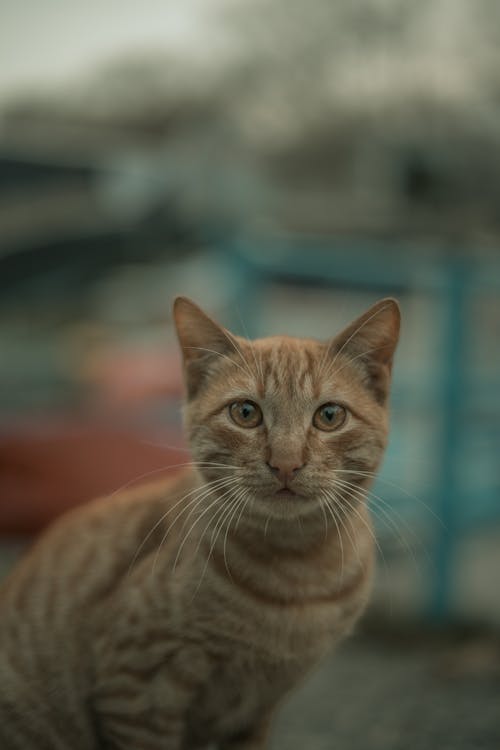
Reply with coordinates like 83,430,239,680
272,624,500,750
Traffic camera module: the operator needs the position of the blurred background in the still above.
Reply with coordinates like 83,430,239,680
1,1,499,747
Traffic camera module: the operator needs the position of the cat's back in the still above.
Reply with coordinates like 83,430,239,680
0,468,194,614
0,470,194,750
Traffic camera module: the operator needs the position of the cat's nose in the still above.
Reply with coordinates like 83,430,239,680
266,460,304,485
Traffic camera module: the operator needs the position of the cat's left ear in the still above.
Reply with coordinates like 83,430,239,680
173,296,235,397
330,298,401,403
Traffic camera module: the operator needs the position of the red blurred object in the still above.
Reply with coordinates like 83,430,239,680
82,348,183,407
0,420,187,536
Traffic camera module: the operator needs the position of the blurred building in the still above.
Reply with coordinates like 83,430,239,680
0,0,499,627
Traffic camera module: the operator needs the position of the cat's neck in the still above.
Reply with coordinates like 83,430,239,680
230,500,370,562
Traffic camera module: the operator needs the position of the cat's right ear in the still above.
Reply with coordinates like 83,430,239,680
173,297,233,397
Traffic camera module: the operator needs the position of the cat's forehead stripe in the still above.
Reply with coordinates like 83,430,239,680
254,339,320,400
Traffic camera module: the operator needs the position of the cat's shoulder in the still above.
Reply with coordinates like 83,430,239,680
1,470,198,594
62,468,197,529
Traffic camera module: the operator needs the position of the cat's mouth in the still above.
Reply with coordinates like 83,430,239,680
275,487,297,498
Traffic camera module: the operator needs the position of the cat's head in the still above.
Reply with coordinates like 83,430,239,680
173,296,400,524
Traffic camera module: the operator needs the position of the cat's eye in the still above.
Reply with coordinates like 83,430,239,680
313,403,347,432
229,400,263,428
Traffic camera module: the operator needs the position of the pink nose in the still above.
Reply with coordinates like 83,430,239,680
266,460,304,485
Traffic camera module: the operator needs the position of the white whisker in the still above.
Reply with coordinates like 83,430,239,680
318,498,329,542
323,490,363,570
171,480,242,573
127,474,239,576
149,476,240,575
185,346,251,378
320,491,345,584
334,469,445,527
222,491,249,579
333,476,426,575
327,486,383,563
192,487,248,598
235,490,252,531
233,307,264,386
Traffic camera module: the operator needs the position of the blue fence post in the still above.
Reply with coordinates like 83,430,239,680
429,262,468,621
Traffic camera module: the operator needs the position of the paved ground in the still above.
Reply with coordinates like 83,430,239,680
273,623,500,750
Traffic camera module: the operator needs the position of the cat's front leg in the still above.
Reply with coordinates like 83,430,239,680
96,655,208,750
99,710,185,750
219,715,272,750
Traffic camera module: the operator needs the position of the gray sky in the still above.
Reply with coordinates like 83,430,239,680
0,0,217,101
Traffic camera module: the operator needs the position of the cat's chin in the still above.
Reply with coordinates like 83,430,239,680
274,488,298,498
249,491,320,522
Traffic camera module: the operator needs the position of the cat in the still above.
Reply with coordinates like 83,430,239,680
0,294,400,750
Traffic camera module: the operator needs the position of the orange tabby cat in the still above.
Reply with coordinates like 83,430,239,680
0,295,400,749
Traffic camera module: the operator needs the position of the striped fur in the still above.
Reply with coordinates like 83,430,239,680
0,296,400,749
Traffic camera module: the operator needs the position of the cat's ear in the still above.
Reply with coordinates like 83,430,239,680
330,298,400,403
173,297,234,397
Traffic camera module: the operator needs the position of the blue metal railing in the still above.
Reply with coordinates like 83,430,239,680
218,235,500,621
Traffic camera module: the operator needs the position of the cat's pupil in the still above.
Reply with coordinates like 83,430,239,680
241,403,253,419
323,406,338,422
228,400,262,428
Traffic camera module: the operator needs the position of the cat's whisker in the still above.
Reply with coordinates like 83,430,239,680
368,494,433,570
169,477,242,550
233,307,265,386
320,491,345,585
335,492,367,571
327,344,394,383
171,481,243,574
189,488,243,601
208,487,245,553
107,462,210,503
235,490,253,530
194,487,248,595
316,338,335,382
366,499,426,578
128,474,239,577
185,346,252,379
251,344,265,387
325,484,385,576
318,498,329,543
170,492,232,576
113,459,239,508
334,469,445,528
253,345,265,386
324,301,394,379
331,480,406,581
323,490,363,571
333,476,427,575
174,477,240,539
329,485,395,617
149,477,240,575
218,324,258,383
222,491,250,580
329,481,387,564
336,476,428,553
147,484,231,576
212,487,246,536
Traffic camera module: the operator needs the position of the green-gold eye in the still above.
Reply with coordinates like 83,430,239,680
229,400,263,428
313,403,347,432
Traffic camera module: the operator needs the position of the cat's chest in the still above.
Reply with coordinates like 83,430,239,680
191,552,365,662
186,643,307,746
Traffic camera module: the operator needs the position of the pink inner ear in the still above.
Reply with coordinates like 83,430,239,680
333,299,400,368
